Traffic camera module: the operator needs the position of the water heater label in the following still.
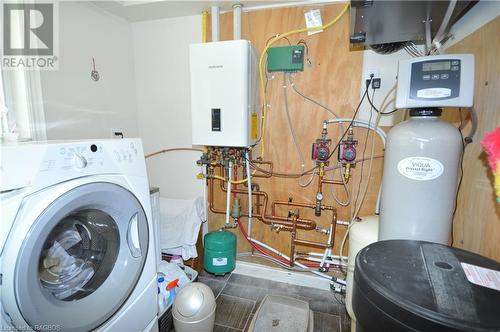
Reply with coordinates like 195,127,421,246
213,257,227,266
397,157,444,181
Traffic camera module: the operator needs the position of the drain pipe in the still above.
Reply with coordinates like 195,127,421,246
233,3,243,40
211,6,220,42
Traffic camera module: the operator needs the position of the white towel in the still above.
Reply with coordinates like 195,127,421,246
159,197,206,260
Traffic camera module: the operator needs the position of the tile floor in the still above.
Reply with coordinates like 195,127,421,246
198,271,350,332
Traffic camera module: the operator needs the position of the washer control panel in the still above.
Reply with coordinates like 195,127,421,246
38,139,144,183
1,139,145,192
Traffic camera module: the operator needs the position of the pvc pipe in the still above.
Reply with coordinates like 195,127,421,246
433,0,457,48
233,4,242,40
301,256,346,267
225,160,232,225
307,252,348,260
320,223,334,267
211,6,220,42
248,237,331,280
245,150,253,237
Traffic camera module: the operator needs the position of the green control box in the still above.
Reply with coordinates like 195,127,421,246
267,45,305,72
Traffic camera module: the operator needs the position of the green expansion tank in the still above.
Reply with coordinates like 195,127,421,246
204,230,236,275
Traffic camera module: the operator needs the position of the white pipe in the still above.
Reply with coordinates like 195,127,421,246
375,186,382,215
225,160,232,225
233,4,242,40
211,6,220,42
302,256,346,267
326,118,386,146
432,0,457,48
319,223,334,267
307,252,348,260
425,17,432,54
245,150,253,238
248,237,331,280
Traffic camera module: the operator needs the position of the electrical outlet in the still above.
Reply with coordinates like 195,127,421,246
364,68,380,80
366,78,381,89
364,68,380,89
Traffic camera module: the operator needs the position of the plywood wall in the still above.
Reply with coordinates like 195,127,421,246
207,4,383,258
448,18,500,261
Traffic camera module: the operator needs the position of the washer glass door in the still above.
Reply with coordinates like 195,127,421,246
15,182,149,332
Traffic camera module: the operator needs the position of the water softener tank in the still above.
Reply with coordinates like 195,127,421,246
204,230,236,275
379,108,462,244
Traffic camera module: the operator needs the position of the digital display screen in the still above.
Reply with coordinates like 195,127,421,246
422,61,451,72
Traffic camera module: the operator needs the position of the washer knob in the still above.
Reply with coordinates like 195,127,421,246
73,153,87,169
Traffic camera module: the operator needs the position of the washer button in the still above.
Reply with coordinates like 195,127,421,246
451,66,459,71
431,74,440,80
452,60,459,65
423,75,430,80
440,73,449,79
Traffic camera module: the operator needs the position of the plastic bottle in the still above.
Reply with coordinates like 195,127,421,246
158,277,167,312
166,279,179,306
170,255,185,270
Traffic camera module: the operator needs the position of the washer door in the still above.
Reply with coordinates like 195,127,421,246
15,182,149,332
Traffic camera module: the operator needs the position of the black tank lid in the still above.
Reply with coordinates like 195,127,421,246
409,108,442,117
353,240,500,331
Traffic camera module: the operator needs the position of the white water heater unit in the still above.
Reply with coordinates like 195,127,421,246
189,40,259,147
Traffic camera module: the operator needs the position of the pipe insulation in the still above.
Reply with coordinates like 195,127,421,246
211,6,220,42
233,4,242,40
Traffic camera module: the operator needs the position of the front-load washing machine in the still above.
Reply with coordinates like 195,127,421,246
0,139,158,332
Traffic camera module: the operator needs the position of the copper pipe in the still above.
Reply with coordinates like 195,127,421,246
318,168,324,194
208,169,316,230
330,208,338,249
293,238,330,249
272,200,335,215
216,166,315,229
322,178,346,185
290,215,297,267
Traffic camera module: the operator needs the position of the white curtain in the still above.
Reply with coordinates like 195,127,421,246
2,68,47,141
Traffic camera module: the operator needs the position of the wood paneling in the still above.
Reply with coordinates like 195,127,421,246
448,18,500,261
207,4,383,258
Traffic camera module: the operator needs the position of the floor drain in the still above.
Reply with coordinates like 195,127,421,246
272,319,280,327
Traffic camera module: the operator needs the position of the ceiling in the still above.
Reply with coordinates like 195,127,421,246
92,0,326,22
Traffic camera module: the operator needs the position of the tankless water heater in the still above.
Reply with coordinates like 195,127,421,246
189,40,259,147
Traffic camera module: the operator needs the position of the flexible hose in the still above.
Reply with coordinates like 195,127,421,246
283,73,305,172
145,147,203,159
288,74,341,120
